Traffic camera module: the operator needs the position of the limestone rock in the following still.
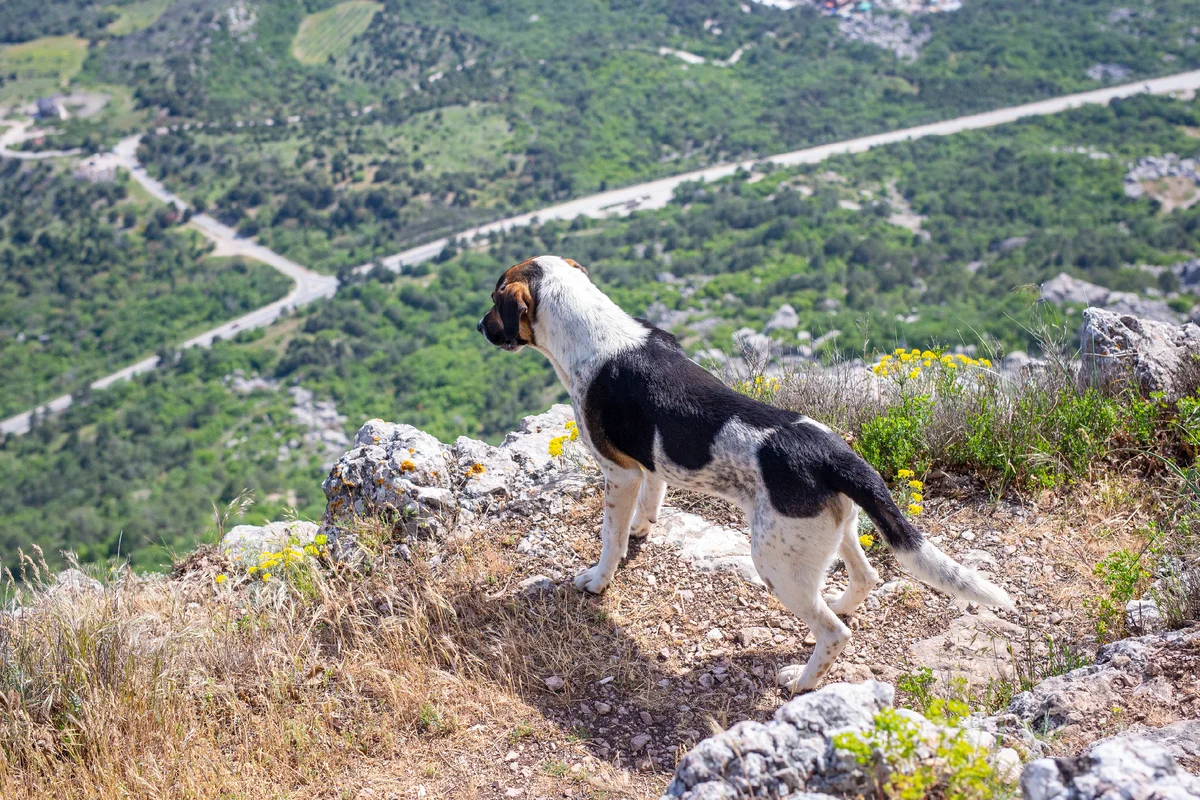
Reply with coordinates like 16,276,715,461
649,508,762,586
50,568,102,596
663,682,894,799
906,613,1025,687
1080,307,1200,398
1022,735,1200,800
765,304,800,332
319,405,585,544
220,520,318,560
1041,274,1179,323
1007,627,1200,733
1125,598,1163,633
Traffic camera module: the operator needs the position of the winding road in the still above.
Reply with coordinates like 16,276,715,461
4,68,1200,436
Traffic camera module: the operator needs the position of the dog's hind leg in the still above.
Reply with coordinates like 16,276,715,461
630,470,667,540
574,464,642,594
751,508,851,694
825,502,881,617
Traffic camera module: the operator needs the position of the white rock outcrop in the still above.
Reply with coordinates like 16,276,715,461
1080,308,1200,398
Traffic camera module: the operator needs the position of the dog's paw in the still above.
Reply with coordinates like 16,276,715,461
630,518,654,538
777,664,816,694
573,565,612,594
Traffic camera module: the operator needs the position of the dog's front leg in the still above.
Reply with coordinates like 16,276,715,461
574,466,642,594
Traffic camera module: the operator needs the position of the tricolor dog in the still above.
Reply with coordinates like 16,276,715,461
478,255,1013,692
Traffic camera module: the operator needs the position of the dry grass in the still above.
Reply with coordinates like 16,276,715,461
0,529,657,799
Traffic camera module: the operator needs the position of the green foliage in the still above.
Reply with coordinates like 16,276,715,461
857,395,934,478
1086,546,1152,640
0,161,291,415
833,704,1011,800
292,1,382,66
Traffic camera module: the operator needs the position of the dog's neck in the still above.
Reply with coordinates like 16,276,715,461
531,265,649,394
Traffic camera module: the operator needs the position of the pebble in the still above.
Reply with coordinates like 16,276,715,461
544,676,565,692
631,733,652,751
505,750,520,762
594,701,612,715
640,711,653,725
706,628,724,641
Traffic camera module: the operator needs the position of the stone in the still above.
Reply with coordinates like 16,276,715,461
732,328,771,358
1007,627,1199,733
738,626,773,647
662,682,897,799
906,613,1025,688
649,508,763,586
631,733,652,751
221,520,318,561
1041,274,1179,323
1022,736,1200,800
765,304,799,332
319,405,586,546
1080,308,1200,399
993,747,1021,784
1125,598,1163,632
544,676,565,692
518,575,555,596
50,568,102,596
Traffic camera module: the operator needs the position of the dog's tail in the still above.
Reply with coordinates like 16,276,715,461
824,449,1014,611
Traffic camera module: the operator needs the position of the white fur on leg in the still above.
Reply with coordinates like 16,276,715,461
630,471,667,539
574,466,642,594
750,504,852,694
824,505,881,617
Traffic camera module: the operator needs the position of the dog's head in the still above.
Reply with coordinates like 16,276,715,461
477,256,587,352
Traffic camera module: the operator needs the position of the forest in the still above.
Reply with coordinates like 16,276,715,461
3,95,1199,573
0,161,291,416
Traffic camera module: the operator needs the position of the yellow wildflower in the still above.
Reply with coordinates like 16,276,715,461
858,533,875,549
304,544,319,557
314,534,328,546
908,368,919,380
261,571,271,582
548,436,566,458
897,469,915,479
979,358,992,368
908,503,923,515
215,574,227,585
911,492,923,502
908,479,923,490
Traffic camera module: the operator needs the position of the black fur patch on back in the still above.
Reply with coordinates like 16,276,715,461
758,425,842,519
583,325,797,473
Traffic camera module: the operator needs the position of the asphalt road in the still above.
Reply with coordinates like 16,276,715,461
5,69,1200,436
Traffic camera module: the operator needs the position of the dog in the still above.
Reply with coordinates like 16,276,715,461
477,255,1013,692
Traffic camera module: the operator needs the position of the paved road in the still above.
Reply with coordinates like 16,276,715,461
5,69,1200,435
1,136,337,435
365,69,1200,274
0,120,82,159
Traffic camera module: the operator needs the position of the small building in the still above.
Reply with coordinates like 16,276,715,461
73,153,123,183
35,97,65,121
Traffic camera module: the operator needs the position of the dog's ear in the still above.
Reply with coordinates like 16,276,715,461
564,258,588,276
498,284,532,341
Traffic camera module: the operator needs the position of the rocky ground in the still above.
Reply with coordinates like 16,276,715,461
208,393,1200,798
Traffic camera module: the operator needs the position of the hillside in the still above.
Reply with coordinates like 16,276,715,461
2,314,1197,797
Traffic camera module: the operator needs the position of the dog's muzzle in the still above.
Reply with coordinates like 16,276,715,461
477,313,526,352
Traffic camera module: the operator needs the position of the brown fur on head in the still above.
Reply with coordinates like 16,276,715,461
478,258,540,352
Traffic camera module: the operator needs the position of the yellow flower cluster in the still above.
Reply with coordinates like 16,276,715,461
548,421,581,458
234,534,329,583
895,469,924,516
871,348,993,379
858,533,875,550
735,374,782,402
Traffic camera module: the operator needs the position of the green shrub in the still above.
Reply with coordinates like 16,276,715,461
833,702,1012,800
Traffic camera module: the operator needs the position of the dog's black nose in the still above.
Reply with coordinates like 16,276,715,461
476,318,485,333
